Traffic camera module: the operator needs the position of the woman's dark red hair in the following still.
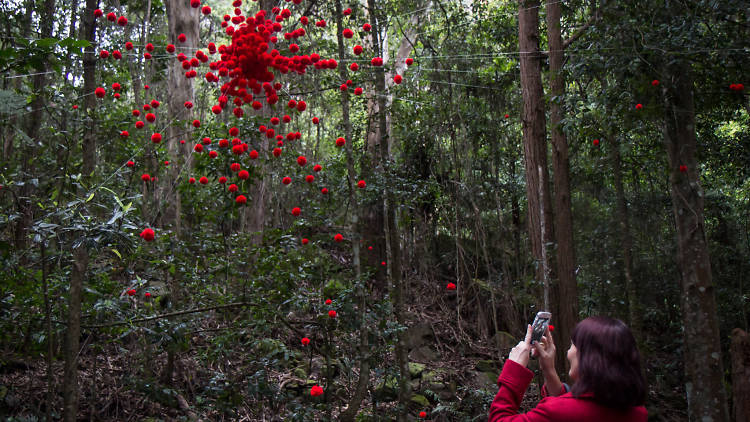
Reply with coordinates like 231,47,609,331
570,316,646,410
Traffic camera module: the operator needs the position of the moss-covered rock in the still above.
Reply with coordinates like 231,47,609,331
374,374,399,401
408,362,426,378
410,393,430,407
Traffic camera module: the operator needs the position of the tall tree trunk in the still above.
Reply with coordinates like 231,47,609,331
662,63,729,422
62,247,89,422
164,0,198,234
335,0,367,419
80,0,98,178
243,0,276,242
545,0,577,375
731,328,750,422
518,0,555,307
367,1,409,419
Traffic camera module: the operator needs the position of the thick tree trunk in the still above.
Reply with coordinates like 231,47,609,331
518,0,555,306
731,328,750,422
335,0,367,419
366,1,409,419
62,247,89,422
545,0,577,375
662,63,729,422
164,0,199,234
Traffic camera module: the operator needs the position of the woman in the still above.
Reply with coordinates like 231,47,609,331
488,316,647,421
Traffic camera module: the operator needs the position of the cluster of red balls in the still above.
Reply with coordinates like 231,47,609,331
94,8,127,26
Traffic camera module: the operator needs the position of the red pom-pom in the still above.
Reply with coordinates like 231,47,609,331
140,228,155,241
310,385,324,396
446,282,456,290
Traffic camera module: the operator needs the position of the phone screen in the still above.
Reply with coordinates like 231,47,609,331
531,311,551,343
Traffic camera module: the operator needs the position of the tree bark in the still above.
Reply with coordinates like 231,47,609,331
518,0,555,306
164,0,199,234
731,328,750,422
62,247,89,422
335,0,367,419
367,1,409,419
662,63,729,422
545,0,577,375
80,0,97,178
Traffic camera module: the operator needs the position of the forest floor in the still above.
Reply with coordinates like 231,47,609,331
0,290,689,421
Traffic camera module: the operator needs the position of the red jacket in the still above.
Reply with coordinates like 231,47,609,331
489,360,647,422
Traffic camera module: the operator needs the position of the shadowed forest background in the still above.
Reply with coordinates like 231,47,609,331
0,0,749,420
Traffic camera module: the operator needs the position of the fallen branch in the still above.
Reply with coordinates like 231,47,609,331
82,301,255,329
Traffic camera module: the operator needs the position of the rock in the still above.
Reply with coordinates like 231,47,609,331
292,366,307,379
374,374,400,401
469,370,498,391
410,393,430,407
475,359,499,373
408,362,426,378
403,322,435,350
310,357,341,379
409,345,439,362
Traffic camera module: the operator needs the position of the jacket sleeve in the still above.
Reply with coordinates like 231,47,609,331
488,360,555,422
540,382,568,398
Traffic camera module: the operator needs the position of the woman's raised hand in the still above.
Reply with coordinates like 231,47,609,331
533,328,556,373
508,325,533,367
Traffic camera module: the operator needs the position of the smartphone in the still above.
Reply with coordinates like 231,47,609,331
531,311,551,344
